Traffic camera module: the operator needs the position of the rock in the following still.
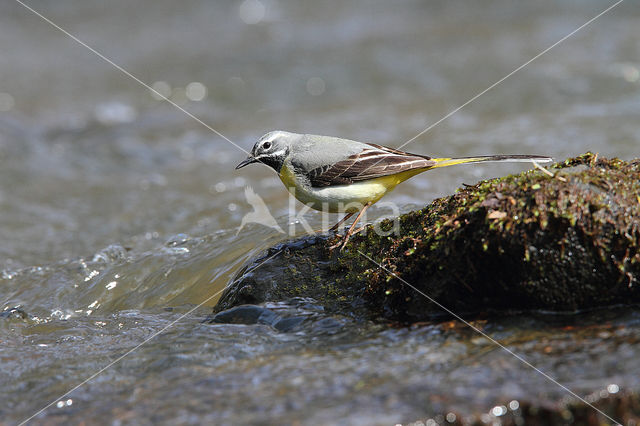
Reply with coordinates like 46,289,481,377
215,153,640,322
0,307,28,320
215,236,371,319
205,298,350,333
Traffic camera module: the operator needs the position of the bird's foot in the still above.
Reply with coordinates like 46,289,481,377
327,233,352,252
328,225,368,252
328,237,347,252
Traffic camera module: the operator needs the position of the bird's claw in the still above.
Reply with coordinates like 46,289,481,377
328,238,347,252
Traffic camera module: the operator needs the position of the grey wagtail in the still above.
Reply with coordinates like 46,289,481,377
236,131,552,250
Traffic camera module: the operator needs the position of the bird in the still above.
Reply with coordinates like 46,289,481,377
235,131,552,251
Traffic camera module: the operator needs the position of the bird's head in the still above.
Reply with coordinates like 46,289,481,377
235,130,296,172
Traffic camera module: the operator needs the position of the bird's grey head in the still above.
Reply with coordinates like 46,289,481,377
235,130,298,172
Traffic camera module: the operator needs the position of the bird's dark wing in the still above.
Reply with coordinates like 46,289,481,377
305,143,436,187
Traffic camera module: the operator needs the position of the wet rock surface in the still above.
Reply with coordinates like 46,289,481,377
214,236,371,319
216,153,640,322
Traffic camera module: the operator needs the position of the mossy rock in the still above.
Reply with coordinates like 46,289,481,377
215,153,640,322
213,236,369,319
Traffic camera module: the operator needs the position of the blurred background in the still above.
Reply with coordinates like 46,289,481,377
1,0,638,269
0,0,638,424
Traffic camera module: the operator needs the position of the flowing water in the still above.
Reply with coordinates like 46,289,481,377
1,0,639,424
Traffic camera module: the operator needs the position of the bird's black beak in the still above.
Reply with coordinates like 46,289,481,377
235,156,258,169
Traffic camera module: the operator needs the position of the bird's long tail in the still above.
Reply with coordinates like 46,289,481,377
430,154,553,169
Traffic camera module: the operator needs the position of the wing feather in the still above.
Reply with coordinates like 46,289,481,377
306,144,435,187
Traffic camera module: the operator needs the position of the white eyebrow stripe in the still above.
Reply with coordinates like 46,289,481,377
254,148,287,160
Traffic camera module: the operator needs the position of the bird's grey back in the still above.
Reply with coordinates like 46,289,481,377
288,133,371,172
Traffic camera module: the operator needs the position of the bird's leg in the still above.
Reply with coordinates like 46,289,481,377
328,212,355,233
329,202,371,252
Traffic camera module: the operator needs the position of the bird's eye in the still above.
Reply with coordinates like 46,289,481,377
263,141,272,150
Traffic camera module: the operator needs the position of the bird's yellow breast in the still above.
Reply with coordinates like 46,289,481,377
279,163,298,189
